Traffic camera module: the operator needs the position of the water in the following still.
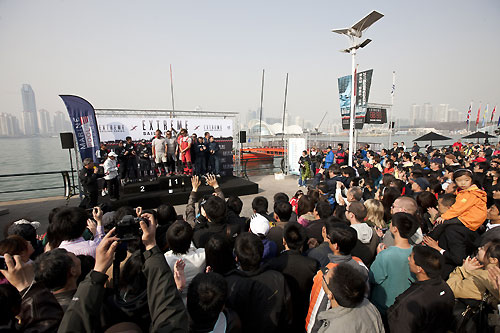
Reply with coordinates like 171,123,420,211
0,133,483,202
0,137,72,202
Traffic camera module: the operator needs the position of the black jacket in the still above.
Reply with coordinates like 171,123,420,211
19,282,63,333
265,250,319,333
429,218,479,279
58,246,187,332
79,167,99,194
387,278,455,333
224,266,292,333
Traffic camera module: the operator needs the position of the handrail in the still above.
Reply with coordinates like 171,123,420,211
0,170,77,199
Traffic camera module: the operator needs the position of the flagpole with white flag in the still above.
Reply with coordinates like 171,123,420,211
388,71,395,149
467,102,472,132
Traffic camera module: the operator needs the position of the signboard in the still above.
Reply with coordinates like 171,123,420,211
60,95,101,162
96,116,233,142
288,138,306,175
338,69,373,130
365,107,387,124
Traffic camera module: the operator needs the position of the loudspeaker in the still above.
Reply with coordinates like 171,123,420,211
60,132,75,149
239,130,246,143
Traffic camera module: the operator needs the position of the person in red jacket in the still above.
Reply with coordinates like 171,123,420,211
177,128,193,175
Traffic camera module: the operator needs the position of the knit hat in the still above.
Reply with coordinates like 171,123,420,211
414,177,430,191
250,213,270,236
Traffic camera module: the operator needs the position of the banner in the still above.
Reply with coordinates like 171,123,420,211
288,138,306,175
338,69,373,130
96,116,233,142
59,95,100,162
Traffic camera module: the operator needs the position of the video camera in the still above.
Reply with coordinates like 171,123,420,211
116,215,149,241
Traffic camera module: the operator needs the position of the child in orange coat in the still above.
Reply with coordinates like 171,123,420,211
436,169,487,231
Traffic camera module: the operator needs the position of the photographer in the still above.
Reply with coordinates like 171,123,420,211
78,158,101,209
58,214,188,332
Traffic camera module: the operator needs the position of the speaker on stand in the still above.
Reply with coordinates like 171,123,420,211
60,132,79,199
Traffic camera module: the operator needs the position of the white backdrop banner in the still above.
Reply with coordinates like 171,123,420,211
96,116,233,142
288,138,306,175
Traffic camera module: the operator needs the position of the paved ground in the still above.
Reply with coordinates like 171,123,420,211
0,174,302,240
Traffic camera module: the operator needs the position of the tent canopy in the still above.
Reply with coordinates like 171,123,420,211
462,131,496,139
413,131,451,142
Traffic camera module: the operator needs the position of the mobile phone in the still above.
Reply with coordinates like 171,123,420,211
0,256,6,270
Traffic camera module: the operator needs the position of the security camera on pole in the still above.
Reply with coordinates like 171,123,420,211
332,10,383,166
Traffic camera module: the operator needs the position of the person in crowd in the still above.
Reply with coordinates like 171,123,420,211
297,195,316,228
177,128,193,175
122,136,138,182
226,196,248,233
266,223,319,333
78,157,101,208
96,142,108,164
324,146,334,169
194,136,208,176
0,235,35,264
187,272,242,332
5,219,42,259
249,213,277,261
481,199,500,245
208,136,221,177
369,212,414,317
299,150,312,187
164,221,206,303
204,234,237,275
225,232,292,332
305,223,368,332
317,263,384,333
346,201,379,266
447,240,500,305
335,143,346,165
364,199,386,230
137,139,152,179
387,245,455,332
34,248,81,312
47,206,104,257
382,196,422,246
251,196,275,222
152,129,167,177
306,201,333,243
267,200,293,253
103,151,120,200
411,177,429,196
165,129,178,175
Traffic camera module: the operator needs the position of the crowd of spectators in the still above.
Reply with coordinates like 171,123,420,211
3,140,500,332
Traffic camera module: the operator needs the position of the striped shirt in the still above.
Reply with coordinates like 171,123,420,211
59,226,104,258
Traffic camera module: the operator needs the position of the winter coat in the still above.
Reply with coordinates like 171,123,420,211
441,184,487,231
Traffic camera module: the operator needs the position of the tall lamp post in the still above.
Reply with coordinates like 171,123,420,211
332,10,383,166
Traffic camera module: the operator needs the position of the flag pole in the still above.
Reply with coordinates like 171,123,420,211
258,69,265,143
169,64,175,118
388,71,395,149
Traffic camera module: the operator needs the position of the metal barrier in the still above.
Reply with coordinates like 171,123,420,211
240,157,285,179
0,170,76,199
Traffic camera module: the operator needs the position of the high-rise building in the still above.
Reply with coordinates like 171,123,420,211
53,111,65,134
0,113,22,137
21,84,39,135
438,104,449,122
410,104,421,126
39,109,52,134
422,103,433,124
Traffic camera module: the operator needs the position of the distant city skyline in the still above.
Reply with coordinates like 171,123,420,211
1,1,498,127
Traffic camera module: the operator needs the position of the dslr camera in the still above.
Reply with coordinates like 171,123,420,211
116,215,149,241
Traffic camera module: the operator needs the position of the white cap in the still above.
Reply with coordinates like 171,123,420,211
250,213,270,236
108,151,118,157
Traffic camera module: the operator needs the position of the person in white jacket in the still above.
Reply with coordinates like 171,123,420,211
104,151,120,200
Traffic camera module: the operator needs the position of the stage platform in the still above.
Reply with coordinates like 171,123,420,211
110,175,259,209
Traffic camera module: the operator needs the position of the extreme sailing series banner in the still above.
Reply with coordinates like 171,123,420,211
337,69,373,130
96,116,233,142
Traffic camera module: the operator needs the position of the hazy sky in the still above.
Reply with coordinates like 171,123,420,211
1,0,499,126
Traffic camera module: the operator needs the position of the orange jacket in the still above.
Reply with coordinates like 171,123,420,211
441,185,487,231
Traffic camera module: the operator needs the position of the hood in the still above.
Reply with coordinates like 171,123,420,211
350,223,373,244
458,184,487,201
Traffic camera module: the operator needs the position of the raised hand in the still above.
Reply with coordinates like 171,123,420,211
191,175,201,192
94,228,119,273
174,259,187,291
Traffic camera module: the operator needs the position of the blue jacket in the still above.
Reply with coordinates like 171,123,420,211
324,151,334,169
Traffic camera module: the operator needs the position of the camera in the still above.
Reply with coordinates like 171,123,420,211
116,215,149,241
0,256,6,270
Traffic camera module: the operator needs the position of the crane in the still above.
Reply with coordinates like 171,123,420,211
313,111,328,134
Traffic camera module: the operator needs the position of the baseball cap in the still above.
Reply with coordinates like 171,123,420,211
108,151,118,157
414,177,430,190
250,213,270,236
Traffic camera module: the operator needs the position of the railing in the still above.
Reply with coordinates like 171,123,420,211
0,170,77,199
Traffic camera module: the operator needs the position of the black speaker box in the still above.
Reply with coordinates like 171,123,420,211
239,130,246,143
60,132,75,149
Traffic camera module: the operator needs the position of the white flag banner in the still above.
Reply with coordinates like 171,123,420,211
288,138,306,175
96,116,233,142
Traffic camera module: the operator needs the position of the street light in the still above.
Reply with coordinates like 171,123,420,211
332,10,383,166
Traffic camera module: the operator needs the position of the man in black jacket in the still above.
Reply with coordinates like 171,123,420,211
58,213,188,332
387,245,454,332
78,158,100,208
266,223,319,333
225,232,292,333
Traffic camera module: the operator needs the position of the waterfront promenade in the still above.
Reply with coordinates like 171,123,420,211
0,174,300,240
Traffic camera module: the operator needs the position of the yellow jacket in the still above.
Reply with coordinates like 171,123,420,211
441,185,487,231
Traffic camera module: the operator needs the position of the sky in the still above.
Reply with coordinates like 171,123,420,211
1,0,499,127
